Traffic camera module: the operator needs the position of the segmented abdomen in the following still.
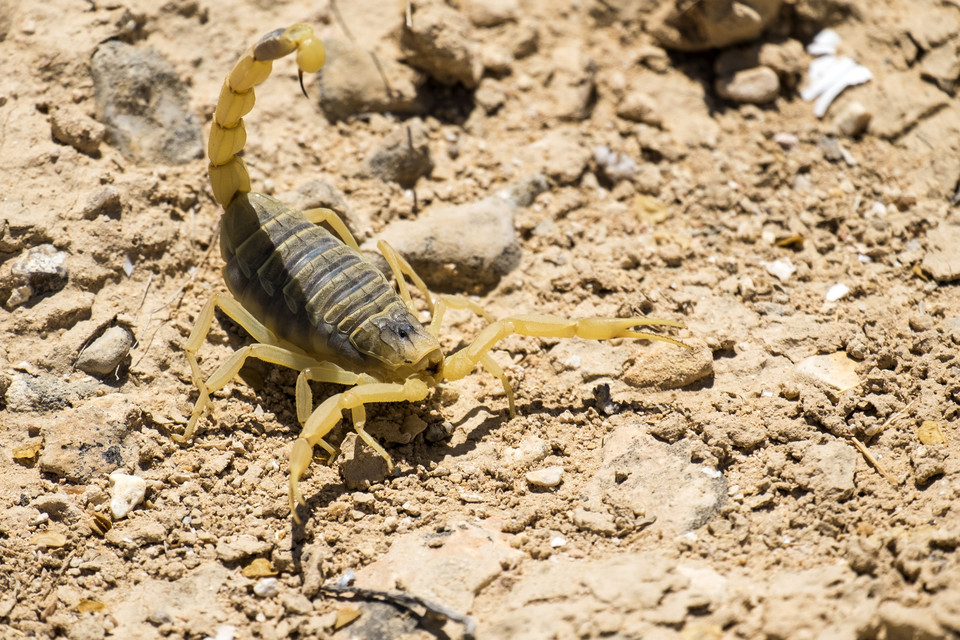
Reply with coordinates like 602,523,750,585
219,193,404,372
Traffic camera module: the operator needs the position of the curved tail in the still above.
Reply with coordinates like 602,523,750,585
208,24,326,208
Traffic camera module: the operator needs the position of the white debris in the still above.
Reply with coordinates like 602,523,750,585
108,472,146,519
562,354,582,368
763,258,796,282
207,626,237,640
773,132,799,150
594,145,638,181
122,254,134,277
806,29,841,56
550,536,567,548
525,466,564,488
825,283,850,302
801,29,872,118
253,577,279,597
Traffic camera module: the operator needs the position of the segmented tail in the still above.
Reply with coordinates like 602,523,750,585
208,24,326,208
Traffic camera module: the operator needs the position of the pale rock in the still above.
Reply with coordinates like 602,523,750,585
921,223,960,282
520,130,591,184
318,37,425,120
354,520,523,612
464,0,518,27
253,578,279,598
796,441,857,500
77,326,135,377
650,0,782,51
715,66,780,104
833,101,871,137
616,90,662,126
91,40,202,164
824,283,849,302
50,107,106,155
623,338,713,391
525,466,564,488
373,176,546,292
763,258,796,281
109,472,146,519
795,352,860,392
215,534,272,563
401,2,482,88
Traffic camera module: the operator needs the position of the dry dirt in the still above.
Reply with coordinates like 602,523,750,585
2,1,960,639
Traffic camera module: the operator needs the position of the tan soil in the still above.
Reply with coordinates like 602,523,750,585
2,1,960,639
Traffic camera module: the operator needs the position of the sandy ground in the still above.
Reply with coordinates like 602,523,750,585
2,0,960,638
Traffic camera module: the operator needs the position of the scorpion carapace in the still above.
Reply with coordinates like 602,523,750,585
183,24,689,522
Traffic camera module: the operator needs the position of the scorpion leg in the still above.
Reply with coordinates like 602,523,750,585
181,292,282,441
443,315,689,416
302,207,360,251
289,378,430,522
295,366,378,461
377,239,493,336
180,292,350,458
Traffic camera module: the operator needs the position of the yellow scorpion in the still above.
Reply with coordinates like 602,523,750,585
182,24,688,522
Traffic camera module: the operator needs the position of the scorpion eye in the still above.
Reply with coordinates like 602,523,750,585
396,327,409,340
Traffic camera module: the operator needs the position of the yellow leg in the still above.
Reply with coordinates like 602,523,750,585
288,377,430,521
294,365,379,463
443,314,688,414
377,239,493,336
181,293,282,440
428,294,493,337
303,207,360,251
378,239,430,315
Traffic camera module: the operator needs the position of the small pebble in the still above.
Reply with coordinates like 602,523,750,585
82,186,123,220
253,578,279,598
148,610,173,625
825,283,850,302
525,466,564,488
773,132,799,150
715,66,780,104
109,472,146,519
550,536,567,548
210,625,237,640
834,101,871,136
77,326,135,377
763,258,796,282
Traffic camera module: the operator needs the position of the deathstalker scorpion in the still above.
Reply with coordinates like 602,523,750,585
180,24,688,521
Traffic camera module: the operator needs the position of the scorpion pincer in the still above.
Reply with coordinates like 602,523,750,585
180,24,689,522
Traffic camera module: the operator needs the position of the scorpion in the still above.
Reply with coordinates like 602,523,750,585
180,24,688,522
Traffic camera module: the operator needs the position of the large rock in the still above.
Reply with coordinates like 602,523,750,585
374,175,547,293
922,223,960,282
317,37,426,121
401,1,483,88
650,0,782,51
91,40,203,164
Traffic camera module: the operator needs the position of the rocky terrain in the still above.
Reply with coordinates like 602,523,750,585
1,0,959,638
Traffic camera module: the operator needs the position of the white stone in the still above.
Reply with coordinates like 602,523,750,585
763,258,796,282
525,466,564,488
825,283,850,302
253,578,279,598
108,472,146,519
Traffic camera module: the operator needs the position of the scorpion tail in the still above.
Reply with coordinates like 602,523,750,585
208,24,326,208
